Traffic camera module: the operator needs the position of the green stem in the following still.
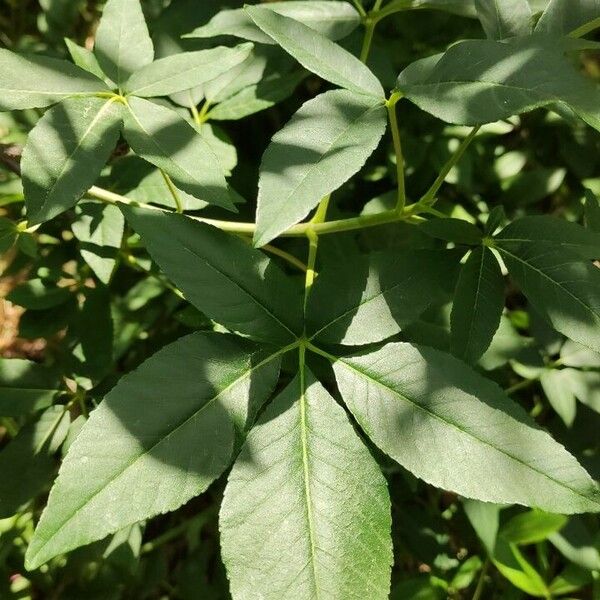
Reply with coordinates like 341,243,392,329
303,196,330,312
351,0,367,17
471,558,490,600
359,17,377,63
569,16,600,39
86,183,424,237
160,170,184,213
386,92,406,213
420,126,480,205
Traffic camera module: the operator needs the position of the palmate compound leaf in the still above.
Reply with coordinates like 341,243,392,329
25,332,281,570
450,245,505,364
254,89,387,247
124,44,254,98
94,0,154,88
328,342,600,513
22,97,122,225
186,1,361,45
122,207,304,346
0,49,109,111
245,5,385,98
395,37,600,133
494,240,600,354
220,368,392,600
306,249,459,345
122,97,235,211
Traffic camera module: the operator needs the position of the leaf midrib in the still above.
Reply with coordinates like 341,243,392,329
335,355,600,507
125,103,224,193
36,98,119,218
249,9,383,97
28,348,283,564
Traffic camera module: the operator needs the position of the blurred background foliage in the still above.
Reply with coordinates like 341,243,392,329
1,0,600,598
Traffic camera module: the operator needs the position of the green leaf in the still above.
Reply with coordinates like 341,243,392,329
0,49,109,110
378,0,478,18
540,369,577,426
329,342,600,513
536,0,600,37
122,207,304,345
496,216,600,259
548,563,592,595
186,1,361,45
549,516,600,571
307,250,458,345
0,359,59,417
123,97,234,210
7,279,72,310
396,38,600,131
254,90,386,246
71,200,125,284
451,246,504,363
0,406,70,518
22,97,122,225
64,38,109,82
220,368,392,600
0,217,18,254
245,5,385,97
561,368,600,414
584,188,600,232
501,510,568,545
450,556,482,590
125,44,253,98
94,0,154,87
496,242,600,354
463,499,501,554
25,332,281,570
501,167,566,206
420,217,483,245
474,0,532,39
208,69,306,121
560,339,600,368
493,539,550,597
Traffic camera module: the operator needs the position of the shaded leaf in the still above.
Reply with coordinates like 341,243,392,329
22,96,122,224
330,342,600,513
474,0,532,39
0,406,70,518
187,1,361,44
496,241,600,354
123,97,234,210
123,207,304,345
451,246,505,363
0,49,109,110
125,44,253,98
0,359,59,417
71,200,125,284
220,369,392,600
246,5,384,97
25,332,280,569
94,0,154,87
307,249,458,345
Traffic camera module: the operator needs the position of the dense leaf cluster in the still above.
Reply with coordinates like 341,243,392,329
1,0,600,598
